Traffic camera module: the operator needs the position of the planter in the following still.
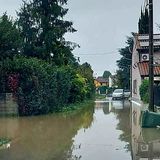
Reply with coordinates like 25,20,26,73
141,110,160,128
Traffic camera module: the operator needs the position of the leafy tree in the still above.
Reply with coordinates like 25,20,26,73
116,36,133,89
77,62,95,98
17,0,77,65
138,7,149,34
0,13,22,60
102,70,111,80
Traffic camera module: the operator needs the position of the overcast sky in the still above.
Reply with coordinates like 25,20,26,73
0,0,160,76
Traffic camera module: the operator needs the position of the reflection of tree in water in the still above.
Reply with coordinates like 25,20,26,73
0,102,94,160
112,104,131,152
103,103,110,115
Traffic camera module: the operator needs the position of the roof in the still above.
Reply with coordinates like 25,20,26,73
138,62,160,76
95,77,108,83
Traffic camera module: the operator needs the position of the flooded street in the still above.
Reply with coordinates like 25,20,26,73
0,99,160,160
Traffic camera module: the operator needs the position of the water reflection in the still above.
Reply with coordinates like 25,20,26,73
70,100,132,160
131,103,160,160
1,98,159,160
0,103,94,160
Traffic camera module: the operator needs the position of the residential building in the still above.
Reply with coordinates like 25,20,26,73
94,77,108,88
132,33,160,101
94,77,109,94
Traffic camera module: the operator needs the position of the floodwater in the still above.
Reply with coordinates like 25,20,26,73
0,99,160,160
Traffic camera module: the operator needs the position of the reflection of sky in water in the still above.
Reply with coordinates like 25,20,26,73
0,100,160,160
71,101,132,160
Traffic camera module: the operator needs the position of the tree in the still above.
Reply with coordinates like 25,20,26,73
102,70,111,80
0,13,21,60
17,0,77,65
77,62,95,98
138,7,149,34
116,36,133,89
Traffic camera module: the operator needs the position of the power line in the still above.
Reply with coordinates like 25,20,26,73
74,51,120,56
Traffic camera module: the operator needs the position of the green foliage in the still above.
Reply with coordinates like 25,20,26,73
95,94,106,99
17,0,77,65
0,0,95,116
107,87,116,95
139,79,149,103
138,8,149,34
77,62,95,98
116,36,133,89
102,70,111,80
0,138,11,146
3,56,57,115
69,73,87,103
1,56,94,116
0,13,22,60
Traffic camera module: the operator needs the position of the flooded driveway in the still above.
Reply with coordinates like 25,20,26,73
0,99,160,160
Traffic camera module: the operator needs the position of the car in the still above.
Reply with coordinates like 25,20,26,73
124,90,131,99
112,89,124,100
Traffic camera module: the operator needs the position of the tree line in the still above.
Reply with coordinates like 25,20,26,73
0,0,95,116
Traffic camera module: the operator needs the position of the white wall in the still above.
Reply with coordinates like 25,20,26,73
132,36,142,100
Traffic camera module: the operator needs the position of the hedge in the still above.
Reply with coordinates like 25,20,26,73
1,56,93,116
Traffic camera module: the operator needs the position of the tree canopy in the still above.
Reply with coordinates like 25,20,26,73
0,0,95,116
102,70,111,79
17,0,77,65
138,7,149,34
116,36,133,89
0,13,22,60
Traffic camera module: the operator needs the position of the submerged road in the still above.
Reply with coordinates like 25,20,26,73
0,98,160,160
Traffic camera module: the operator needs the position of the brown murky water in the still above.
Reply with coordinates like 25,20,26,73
0,99,160,160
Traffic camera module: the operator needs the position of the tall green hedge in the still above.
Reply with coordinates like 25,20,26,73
1,56,93,116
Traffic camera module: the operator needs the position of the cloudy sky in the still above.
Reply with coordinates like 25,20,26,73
0,0,160,76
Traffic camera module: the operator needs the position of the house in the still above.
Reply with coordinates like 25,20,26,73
94,77,108,88
94,77,109,94
132,33,160,101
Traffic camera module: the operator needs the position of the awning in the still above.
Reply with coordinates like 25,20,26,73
137,62,160,76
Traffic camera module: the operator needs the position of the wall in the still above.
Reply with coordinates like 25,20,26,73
0,93,18,116
132,37,142,100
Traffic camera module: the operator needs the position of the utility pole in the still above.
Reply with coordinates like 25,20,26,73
149,0,154,112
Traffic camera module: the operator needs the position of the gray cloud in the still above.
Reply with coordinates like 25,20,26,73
0,0,160,76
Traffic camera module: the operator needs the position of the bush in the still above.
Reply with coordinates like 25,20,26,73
139,79,149,103
3,56,58,115
1,56,94,116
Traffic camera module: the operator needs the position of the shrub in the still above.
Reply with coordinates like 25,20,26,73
139,79,149,103
3,56,58,115
2,55,94,116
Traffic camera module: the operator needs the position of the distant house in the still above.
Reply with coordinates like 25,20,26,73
132,33,160,101
94,77,108,88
